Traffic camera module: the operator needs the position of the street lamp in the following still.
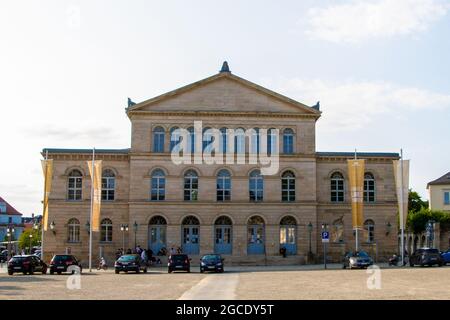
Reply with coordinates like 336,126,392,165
120,224,129,254
6,225,15,259
29,234,33,254
307,222,313,259
133,221,138,249
50,221,56,235
386,221,392,236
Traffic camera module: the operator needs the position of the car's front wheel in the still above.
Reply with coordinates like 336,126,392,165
42,267,47,274
29,267,34,275
200,268,204,273
168,269,172,273
8,271,13,276
143,267,147,273
115,269,119,274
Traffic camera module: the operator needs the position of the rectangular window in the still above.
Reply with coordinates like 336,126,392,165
331,180,344,202
283,135,293,154
444,191,450,205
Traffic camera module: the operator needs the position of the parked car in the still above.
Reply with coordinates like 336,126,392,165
168,254,191,273
200,254,224,273
342,251,373,269
7,255,47,275
49,254,83,274
0,250,8,263
410,248,444,267
441,249,450,265
114,254,147,274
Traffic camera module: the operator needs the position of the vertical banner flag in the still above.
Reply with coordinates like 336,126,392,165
87,160,102,231
41,159,54,231
393,160,410,230
347,159,365,229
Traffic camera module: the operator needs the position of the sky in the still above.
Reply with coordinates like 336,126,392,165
1,0,449,216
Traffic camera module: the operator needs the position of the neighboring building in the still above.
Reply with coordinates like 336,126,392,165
42,62,399,264
22,214,42,231
0,196,24,245
427,172,450,212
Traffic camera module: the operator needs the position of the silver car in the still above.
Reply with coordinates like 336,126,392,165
343,251,373,269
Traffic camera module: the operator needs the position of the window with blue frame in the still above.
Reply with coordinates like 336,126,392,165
0,202,6,213
152,126,165,152
220,127,227,153
267,128,277,155
283,128,294,154
151,169,165,201
444,191,450,205
170,127,181,152
216,169,231,201
187,127,195,153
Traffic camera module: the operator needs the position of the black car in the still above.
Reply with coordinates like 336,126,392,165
168,254,191,273
49,254,83,274
410,248,444,267
200,254,224,273
7,255,48,275
115,254,148,274
342,251,374,269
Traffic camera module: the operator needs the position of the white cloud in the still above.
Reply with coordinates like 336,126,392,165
266,78,450,132
306,0,449,43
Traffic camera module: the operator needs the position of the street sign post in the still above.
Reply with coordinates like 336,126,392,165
321,231,330,269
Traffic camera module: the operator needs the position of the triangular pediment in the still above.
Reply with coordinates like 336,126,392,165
127,72,321,117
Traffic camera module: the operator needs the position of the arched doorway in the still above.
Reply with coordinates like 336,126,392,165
247,216,265,255
280,216,297,255
182,216,200,254
214,216,232,254
148,216,167,254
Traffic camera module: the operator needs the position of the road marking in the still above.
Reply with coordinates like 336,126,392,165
178,273,239,300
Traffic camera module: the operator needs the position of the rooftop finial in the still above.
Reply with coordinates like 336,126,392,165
128,97,136,108
220,61,230,73
312,101,320,110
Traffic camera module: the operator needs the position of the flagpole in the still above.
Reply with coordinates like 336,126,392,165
41,150,48,262
400,149,405,266
89,148,95,272
354,149,359,252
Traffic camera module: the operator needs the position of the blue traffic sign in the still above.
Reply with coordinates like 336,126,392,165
321,231,330,243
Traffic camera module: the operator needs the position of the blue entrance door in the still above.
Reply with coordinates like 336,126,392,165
247,225,265,255
182,226,199,254
149,225,166,254
280,225,296,255
215,226,232,254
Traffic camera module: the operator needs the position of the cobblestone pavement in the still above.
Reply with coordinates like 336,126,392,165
0,264,449,300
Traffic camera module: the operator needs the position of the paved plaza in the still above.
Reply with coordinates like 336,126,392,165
1,264,450,300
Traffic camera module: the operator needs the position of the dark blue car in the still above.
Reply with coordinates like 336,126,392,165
441,249,450,265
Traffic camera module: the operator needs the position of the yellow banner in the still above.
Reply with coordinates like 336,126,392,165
41,159,53,231
393,160,410,231
87,160,102,232
347,159,365,229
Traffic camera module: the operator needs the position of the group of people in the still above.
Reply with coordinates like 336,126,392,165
114,245,163,265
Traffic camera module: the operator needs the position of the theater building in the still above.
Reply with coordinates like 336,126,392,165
42,62,399,265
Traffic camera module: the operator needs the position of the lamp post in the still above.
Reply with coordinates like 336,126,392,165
426,220,434,248
133,221,138,249
29,234,33,254
386,221,392,236
321,223,328,269
85,221,90,235
307,222,313,256
121,224,129,254
6,225,15,259
50,221,56,235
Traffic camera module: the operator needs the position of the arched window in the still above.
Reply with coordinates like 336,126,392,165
219,127,228,153
184,170,198,201
331,218,344,243
330,172,344,202
102,169,115,201
215,216,232,225
151,169,165,201
249,169,263,202
250,128,260,154
267,128,277,155
152,126,165,153
67,169,82,201
100,218,113,242
364,173,375,203
248,216,265,225
235,128,245,154
202,127,213,152
283,128,294,154
170,127,181,152
187,127,195,153
364,219,375,243
149,215,167,225
216,169,231,201
281,171,295,202
67,218,80,243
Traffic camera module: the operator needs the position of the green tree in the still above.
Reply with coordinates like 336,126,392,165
407,208,450,233
18,228,41,252
408,190,428,213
